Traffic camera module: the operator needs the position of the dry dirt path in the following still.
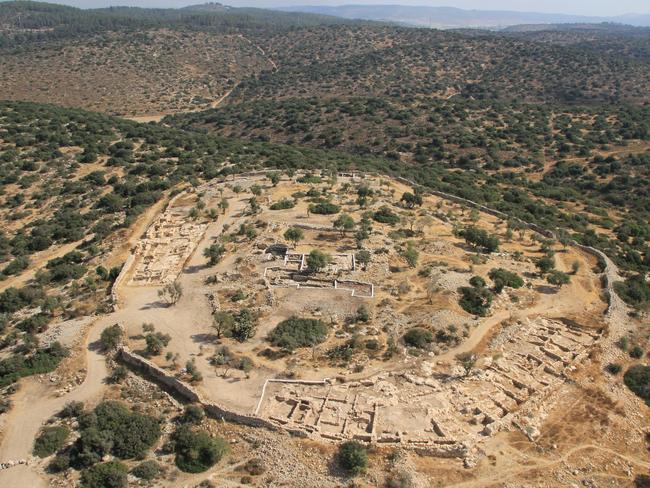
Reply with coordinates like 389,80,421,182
238,34,278,71
126,87,235,124
0,314,111,488
0,192,173,486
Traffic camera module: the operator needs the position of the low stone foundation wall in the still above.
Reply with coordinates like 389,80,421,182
118,347,281,431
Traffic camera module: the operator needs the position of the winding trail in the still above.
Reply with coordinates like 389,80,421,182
126,35,276,124
126,87,235,124
0,315,110,488
238,34,278,71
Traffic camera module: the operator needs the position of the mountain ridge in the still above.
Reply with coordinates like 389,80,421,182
276,4,650,29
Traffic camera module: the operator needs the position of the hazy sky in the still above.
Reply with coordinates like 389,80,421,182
39,1,650,17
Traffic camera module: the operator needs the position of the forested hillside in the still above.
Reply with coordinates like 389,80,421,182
0,30,271,116
1,100,647,295
0,1,356,115
238,25,650,104
0,1,350,45
0,3,648,300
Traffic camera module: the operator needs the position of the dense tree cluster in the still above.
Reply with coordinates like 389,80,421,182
48,401,161,475
268,317,328,351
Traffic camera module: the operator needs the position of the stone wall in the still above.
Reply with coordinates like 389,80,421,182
110,253,134,311
118,347,201,402
118,347,281,431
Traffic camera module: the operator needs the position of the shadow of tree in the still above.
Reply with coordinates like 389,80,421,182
191,333,218,344
140,300,170,310
535,285,559,295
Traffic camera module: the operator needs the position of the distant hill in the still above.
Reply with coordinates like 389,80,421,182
277,5,650,29
0,1,352,46
502,22,650,33
181,2,232,12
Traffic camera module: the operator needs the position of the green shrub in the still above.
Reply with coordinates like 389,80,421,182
536,256,556,274
0,342,68,388
615,275,650,310
284,227,304,246
338,441,368,475
605,363,622,375
108,366,128,384
94,401,160,459
308,201,340,215
355,305,370,323
403,328,433,349
80,461,128,488
365,339,380,351
306,249,331,273
203,243,226,266
230,290,246,302
70,401,160,467
173,426,229,473
624,365,650,405
372,206,400,225
488,268,523,292
100,325,123,351
3,256,29,276
16,313,52,333
547,270,571,287
458,286,493,316
269,199,295,210
59,401,84,418
297,174,321,184
268,317,328,350
630,346,644,359
48,452,71,473
230,309,257,342
33,426,70,458
459,226,499,253
469,276,486,288
181,405,205,425
145,331,171,356
131,460,162,481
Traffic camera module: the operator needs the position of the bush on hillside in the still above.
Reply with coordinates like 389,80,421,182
488,268,523,292
337,441,368,475
80,461,128,488
372,206,400,225
403,327,433,349
131,460,163,481
33,426,70,458
624,365,650,405
268,317,328,350
458,286,493,316
173,426,229,473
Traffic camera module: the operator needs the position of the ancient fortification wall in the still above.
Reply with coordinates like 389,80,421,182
118,347,283,432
